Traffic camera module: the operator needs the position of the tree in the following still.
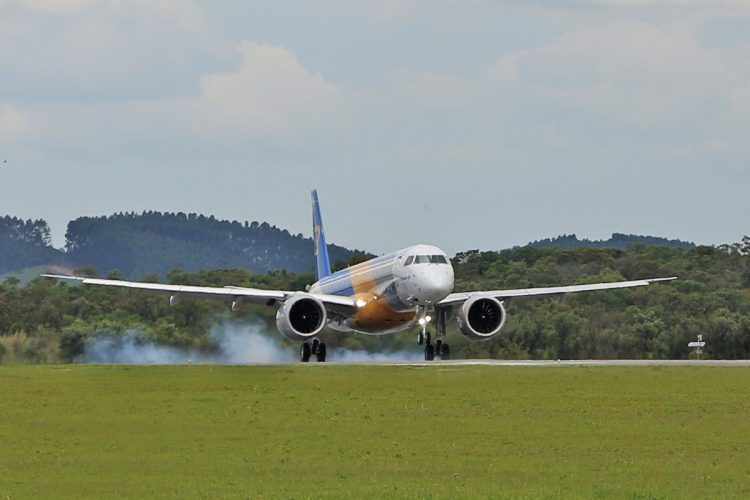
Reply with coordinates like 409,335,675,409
62,212,363,279
3,238,750,363
59,330,87,362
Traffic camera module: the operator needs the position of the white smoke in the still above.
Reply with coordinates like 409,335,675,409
84,323,295,365
329,348,423,363
83,322,425,364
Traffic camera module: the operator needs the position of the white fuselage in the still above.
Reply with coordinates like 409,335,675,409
308,244,454,334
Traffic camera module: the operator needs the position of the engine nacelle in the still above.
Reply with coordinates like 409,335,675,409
275,294,327,342
457,296,507,341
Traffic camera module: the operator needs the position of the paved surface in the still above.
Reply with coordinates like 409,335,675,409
89,359,750,367
324,359,750,367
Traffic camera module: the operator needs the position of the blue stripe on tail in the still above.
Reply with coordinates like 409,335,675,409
312,189,332,280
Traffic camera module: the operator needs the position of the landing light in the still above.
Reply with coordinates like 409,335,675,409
425,315,432,323
356,299,367,308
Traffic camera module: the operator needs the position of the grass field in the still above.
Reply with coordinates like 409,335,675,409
1,365,750,499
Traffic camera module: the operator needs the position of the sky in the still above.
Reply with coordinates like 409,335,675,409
0,0,748,254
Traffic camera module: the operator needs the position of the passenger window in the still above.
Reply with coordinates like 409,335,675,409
404,256,414,266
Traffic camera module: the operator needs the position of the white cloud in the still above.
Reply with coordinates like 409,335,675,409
0,104,30,143
9,0,204,26
517,0,750,8
488,19,748,126
193,42,344,139
0,42,348,153
0,0,212,101
13,0,96,12
379,70,480,113
0,1,748,252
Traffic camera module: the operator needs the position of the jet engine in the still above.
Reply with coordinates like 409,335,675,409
275,293,327,341
457,296,507,341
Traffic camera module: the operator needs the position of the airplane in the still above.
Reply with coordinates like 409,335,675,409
44,190,677,362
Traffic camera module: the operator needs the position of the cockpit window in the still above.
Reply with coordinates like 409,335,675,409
409,254,449,265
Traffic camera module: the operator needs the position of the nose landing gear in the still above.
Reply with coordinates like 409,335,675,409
417,308,450,361
417,330,431,346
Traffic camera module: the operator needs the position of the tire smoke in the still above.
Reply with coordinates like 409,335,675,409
83,322,423,364
83,323,295,365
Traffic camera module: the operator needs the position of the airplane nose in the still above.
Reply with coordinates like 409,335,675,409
421,270,453,302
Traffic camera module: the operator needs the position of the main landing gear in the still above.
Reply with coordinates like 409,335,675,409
418,329,450,361
300,338,327,363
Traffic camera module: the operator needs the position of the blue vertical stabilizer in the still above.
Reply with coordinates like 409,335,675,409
312,190,332,280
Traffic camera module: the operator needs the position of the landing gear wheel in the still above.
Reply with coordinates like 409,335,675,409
440,343,450,360
300,342,311,363
311,338,320,355
419,329,433,346
316,343,327,362
435,340,443,359
424,342,435,361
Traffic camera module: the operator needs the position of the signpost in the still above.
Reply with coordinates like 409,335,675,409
688,335,706,359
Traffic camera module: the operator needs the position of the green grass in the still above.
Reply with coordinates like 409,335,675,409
1,365,750,499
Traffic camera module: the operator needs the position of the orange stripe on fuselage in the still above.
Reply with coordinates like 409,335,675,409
346,258,416,333
352,293,416,332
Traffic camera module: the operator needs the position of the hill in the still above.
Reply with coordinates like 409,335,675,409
64,212,366,278
0,212,366,279
0,217,65,275
527,233,695,251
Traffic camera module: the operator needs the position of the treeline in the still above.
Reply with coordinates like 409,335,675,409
527,233,695,251
1,239,749,363
1,212,366,278
0,217,65,275
65,212,366,277
454,241,750,359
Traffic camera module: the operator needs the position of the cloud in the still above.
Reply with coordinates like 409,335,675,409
193,42,344,139
0,0,211,101
487,19,748,128
383,70,478,111
514,0,750,8
0,41,348,154
1,1,749,252
0,104,30,143
12,0,97,12
10,0,204,26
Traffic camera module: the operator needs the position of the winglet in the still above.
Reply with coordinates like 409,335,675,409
312,190,332,280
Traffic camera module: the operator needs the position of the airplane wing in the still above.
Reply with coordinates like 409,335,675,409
438,277,677,307
42,275,356,309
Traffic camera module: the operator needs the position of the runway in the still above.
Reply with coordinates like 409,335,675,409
83,359,750,367
323,359,750,367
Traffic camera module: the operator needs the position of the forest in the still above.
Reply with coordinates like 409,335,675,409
527,233,695,250
0,212,363,277
1,237,748,363
0,217,65,274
